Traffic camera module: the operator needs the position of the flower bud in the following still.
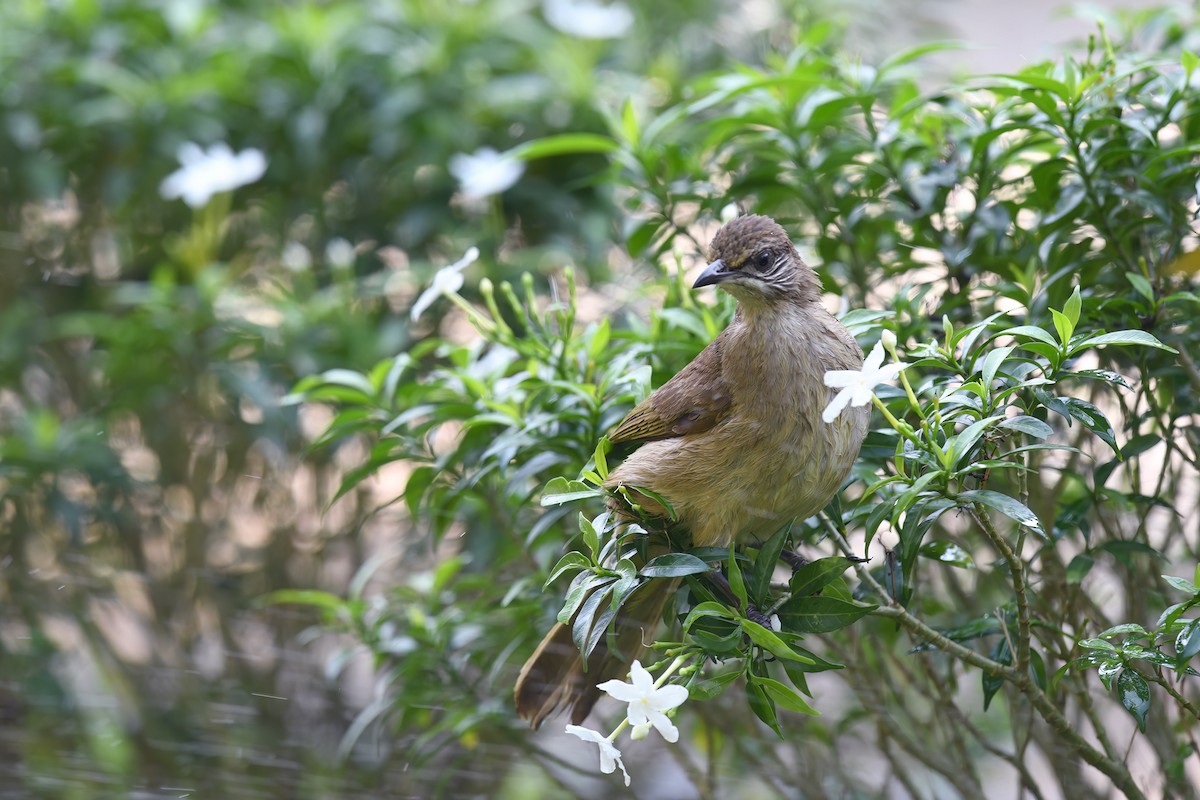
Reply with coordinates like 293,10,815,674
631,723,652,741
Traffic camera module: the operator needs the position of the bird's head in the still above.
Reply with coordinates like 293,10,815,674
693,214,820,308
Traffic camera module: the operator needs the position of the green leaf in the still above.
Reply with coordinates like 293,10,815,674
1000,325,1060,348
1061,398,1119,454
1063,285,1082,328
739,621,815,664
541,477,603,506
1125,272,1154,302
593,437,610,481
920,540,975,568
683,600,738,631
756,677,819,716
775,595,875,633
746,681,782,737
998,415,1054,440
1116,669,1151,733
1080,638,1118,653
1066,554,1094,584
727,548,748,609
948,415,1004,469
544,551,591,587
1050,308,1074,347
578,512,599,559
641,553,714,578
1176,619,1200,661
750,523,791,606
979,345,1015,388
959,489,1046,538
983,637,1010,711
509,133,619,160
1069,330,1177,356
1162,575,1200,596
789,557,854,597
687,669,740,701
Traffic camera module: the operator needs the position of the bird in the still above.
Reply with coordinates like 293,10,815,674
514,214,870,728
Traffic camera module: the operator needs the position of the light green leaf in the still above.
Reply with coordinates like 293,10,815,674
959,489,1046,538
740,620,815,664
1069,330,1177,356
756,677,819,716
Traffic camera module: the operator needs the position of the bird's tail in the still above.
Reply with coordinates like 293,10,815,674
514,577,677,728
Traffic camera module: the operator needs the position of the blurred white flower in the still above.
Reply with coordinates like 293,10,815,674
281,242,312,272
448,148,524,201
565,725,630,786
160,142,267,208
543,0,633,39
326,238,356,270
720,203,741,223
597,660,688,743
410,247,480,322
822,340,908,423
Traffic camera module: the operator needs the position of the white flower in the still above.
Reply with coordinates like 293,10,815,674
565,725,630,786
822,340,907,424
325,238,356,270
542,0,633,39
448,147,524,201
160,142,267,208
410,247,479,322
597,660,688,743
281,241,312,273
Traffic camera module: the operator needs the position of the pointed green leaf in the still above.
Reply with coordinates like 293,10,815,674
788,557,854,597
641,553,714,578
756,677,819,716
960,489,1046,538
740,620,815,664
1116,669,1151,732
750,523,792,606
1069,330,1177,356
775,595,875,633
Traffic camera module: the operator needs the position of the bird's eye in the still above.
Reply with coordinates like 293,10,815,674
754,251,772,269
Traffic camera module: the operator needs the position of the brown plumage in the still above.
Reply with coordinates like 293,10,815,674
514,214,870,728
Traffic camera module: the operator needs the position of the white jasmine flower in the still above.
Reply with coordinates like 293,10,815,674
448,147,524,201
281,242,312,273
880,328,897,352
542,0,633,39
160,142,267,208
565,725,630,786
326,238,356,270
822,340,908,424
597,660,688,743
410,247,479,322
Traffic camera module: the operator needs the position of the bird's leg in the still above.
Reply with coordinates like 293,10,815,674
705,571,772,628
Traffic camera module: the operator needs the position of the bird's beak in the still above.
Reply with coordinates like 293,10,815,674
693,259,731,289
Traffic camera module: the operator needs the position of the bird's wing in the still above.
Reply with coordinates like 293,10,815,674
609,335,734,444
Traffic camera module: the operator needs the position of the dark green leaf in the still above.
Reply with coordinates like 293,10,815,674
776,595,875,633
750,522,791,607
641,553,714,578
960,489,1046,538
746,681,782,737
687,669,740,701
740,620,815,664
1176,619,1200,661
1116,669,1151,733
757,677,819,716
920,540,976,568
788,557,854,597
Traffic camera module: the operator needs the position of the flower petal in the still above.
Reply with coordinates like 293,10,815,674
410,287,440,322
821,387,854,423
628,661,655,692
596,678,641,704
862,340,886,372
647,684,689,711
648,711,679,743
823,369,862,389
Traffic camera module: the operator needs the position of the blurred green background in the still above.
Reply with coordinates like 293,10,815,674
1,0,1193,798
